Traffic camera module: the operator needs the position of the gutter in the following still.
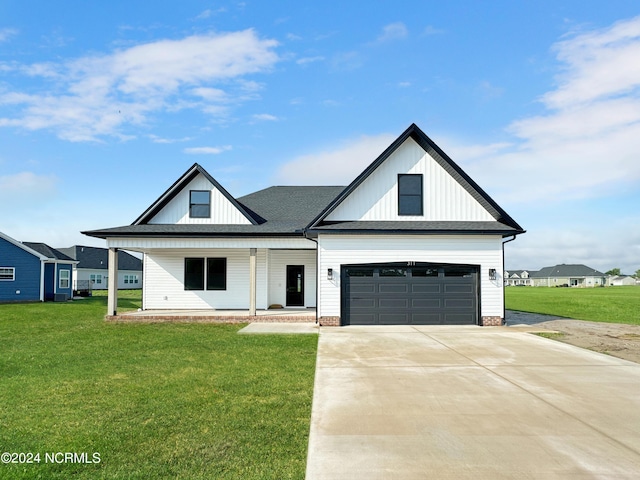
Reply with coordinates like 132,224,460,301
502,235,517,325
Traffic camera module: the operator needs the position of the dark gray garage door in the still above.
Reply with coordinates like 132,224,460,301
341,263,478,325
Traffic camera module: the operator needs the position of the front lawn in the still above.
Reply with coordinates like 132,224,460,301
0,293,317,479
505,286,640,325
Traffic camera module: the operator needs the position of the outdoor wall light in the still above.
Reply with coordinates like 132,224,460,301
489,269,497,280
327,268,333,280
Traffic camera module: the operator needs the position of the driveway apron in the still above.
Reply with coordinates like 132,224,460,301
306,326,640,479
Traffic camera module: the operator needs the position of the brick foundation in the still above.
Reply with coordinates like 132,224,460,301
481,316,503,326
318,316,341,326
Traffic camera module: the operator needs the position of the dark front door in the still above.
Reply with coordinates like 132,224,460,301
286,265,304,306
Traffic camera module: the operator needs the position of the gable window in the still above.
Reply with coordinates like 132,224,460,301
189,190,211,218
59,269,70,289
0,267,15,281
185,258,227,291
398,174,423,216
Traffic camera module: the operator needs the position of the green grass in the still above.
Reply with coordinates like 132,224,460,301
0,292,317,479
505,286,640,325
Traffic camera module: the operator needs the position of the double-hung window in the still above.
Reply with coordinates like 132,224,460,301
0,267,15,281
189,190,211,218
185,258,226,291
398,174,423,216
59,270,70,289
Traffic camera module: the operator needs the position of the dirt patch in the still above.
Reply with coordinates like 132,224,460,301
506,310,640,364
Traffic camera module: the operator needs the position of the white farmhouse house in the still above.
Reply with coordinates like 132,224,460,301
84,124,525,326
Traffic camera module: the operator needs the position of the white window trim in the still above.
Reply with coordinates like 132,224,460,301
0,267,15,281
59,269,70,289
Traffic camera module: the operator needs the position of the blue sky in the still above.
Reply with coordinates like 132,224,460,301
1,1,639,274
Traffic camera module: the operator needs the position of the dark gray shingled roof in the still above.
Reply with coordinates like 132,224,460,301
22,243,76,262
531,264,606,278
57,246,142,271
83,124,525,240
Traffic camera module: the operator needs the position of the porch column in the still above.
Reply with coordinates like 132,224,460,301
107,247,118,316
249,248,257,316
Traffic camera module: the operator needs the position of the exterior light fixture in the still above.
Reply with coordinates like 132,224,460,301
327,268,333,280
489,269,497,280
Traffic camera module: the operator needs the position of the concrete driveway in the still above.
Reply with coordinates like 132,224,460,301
306,326,640,479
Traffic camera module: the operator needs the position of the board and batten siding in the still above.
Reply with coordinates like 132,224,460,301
326,137,494,222
143,248,268,310
267,250,317,307
148,173,252,225
317,234,504,319
108,237,315,252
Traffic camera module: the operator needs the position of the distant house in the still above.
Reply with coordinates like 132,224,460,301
531,264,606,287
0,231,77,302
608,275,637,286
504,270,534,286
58,246,143,290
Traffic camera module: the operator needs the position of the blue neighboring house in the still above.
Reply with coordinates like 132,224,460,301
0,231,77,302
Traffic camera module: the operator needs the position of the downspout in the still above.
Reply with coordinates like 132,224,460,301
502,235,517,325
303,229,320,325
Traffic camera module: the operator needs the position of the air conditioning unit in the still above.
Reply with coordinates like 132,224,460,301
54,293,69,302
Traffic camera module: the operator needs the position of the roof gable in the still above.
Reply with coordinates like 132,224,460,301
133,163,257,226
309,124,523,233
0,231,48,261
22,242,76,262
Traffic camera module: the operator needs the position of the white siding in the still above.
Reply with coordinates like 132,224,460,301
317,234,504,319
75,268,142,290
107,237,315,252
148,173,251,225
143,248,268,310
267,250,317,307
326,138,494,222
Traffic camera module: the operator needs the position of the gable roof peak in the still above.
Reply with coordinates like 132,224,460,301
132,163,258,226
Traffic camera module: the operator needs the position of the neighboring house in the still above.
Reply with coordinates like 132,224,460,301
58,246,143,291
504,270,534,286
83,123,525,326
608,275,637,286
0,231,77,302
531,264,607,287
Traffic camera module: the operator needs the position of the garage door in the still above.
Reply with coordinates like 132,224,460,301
341,263,478,325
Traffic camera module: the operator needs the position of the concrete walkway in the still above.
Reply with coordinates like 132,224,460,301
306,326,640,479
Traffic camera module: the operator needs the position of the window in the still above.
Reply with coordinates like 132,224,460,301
398,174,423,216
184,258,227,291
207,258,226,290
124,274,138,284
189,190,211,218
59,269,70,289
90,274,102,284
0,267,15,281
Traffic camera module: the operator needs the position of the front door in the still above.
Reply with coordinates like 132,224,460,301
286,265,304,306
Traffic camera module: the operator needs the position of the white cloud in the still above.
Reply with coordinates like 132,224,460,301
297,56,324,65
374,22,408,44
449,16,640,204
252,113,278,122
148,134,192,144
0,172,58,204
0,28,18,43
0,29,280,141
273,133,396,185
184,145,232,155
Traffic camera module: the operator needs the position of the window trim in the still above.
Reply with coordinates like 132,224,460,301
397,173,423,216
189,190,211,219
59,269,70,289
0,267,15,281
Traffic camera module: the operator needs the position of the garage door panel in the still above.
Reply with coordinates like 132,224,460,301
379,298,409,308
411,284,441,294
444,284,475,294
379,313,409,324
378,284,408,294
342,264,478,326
412,298,441,308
